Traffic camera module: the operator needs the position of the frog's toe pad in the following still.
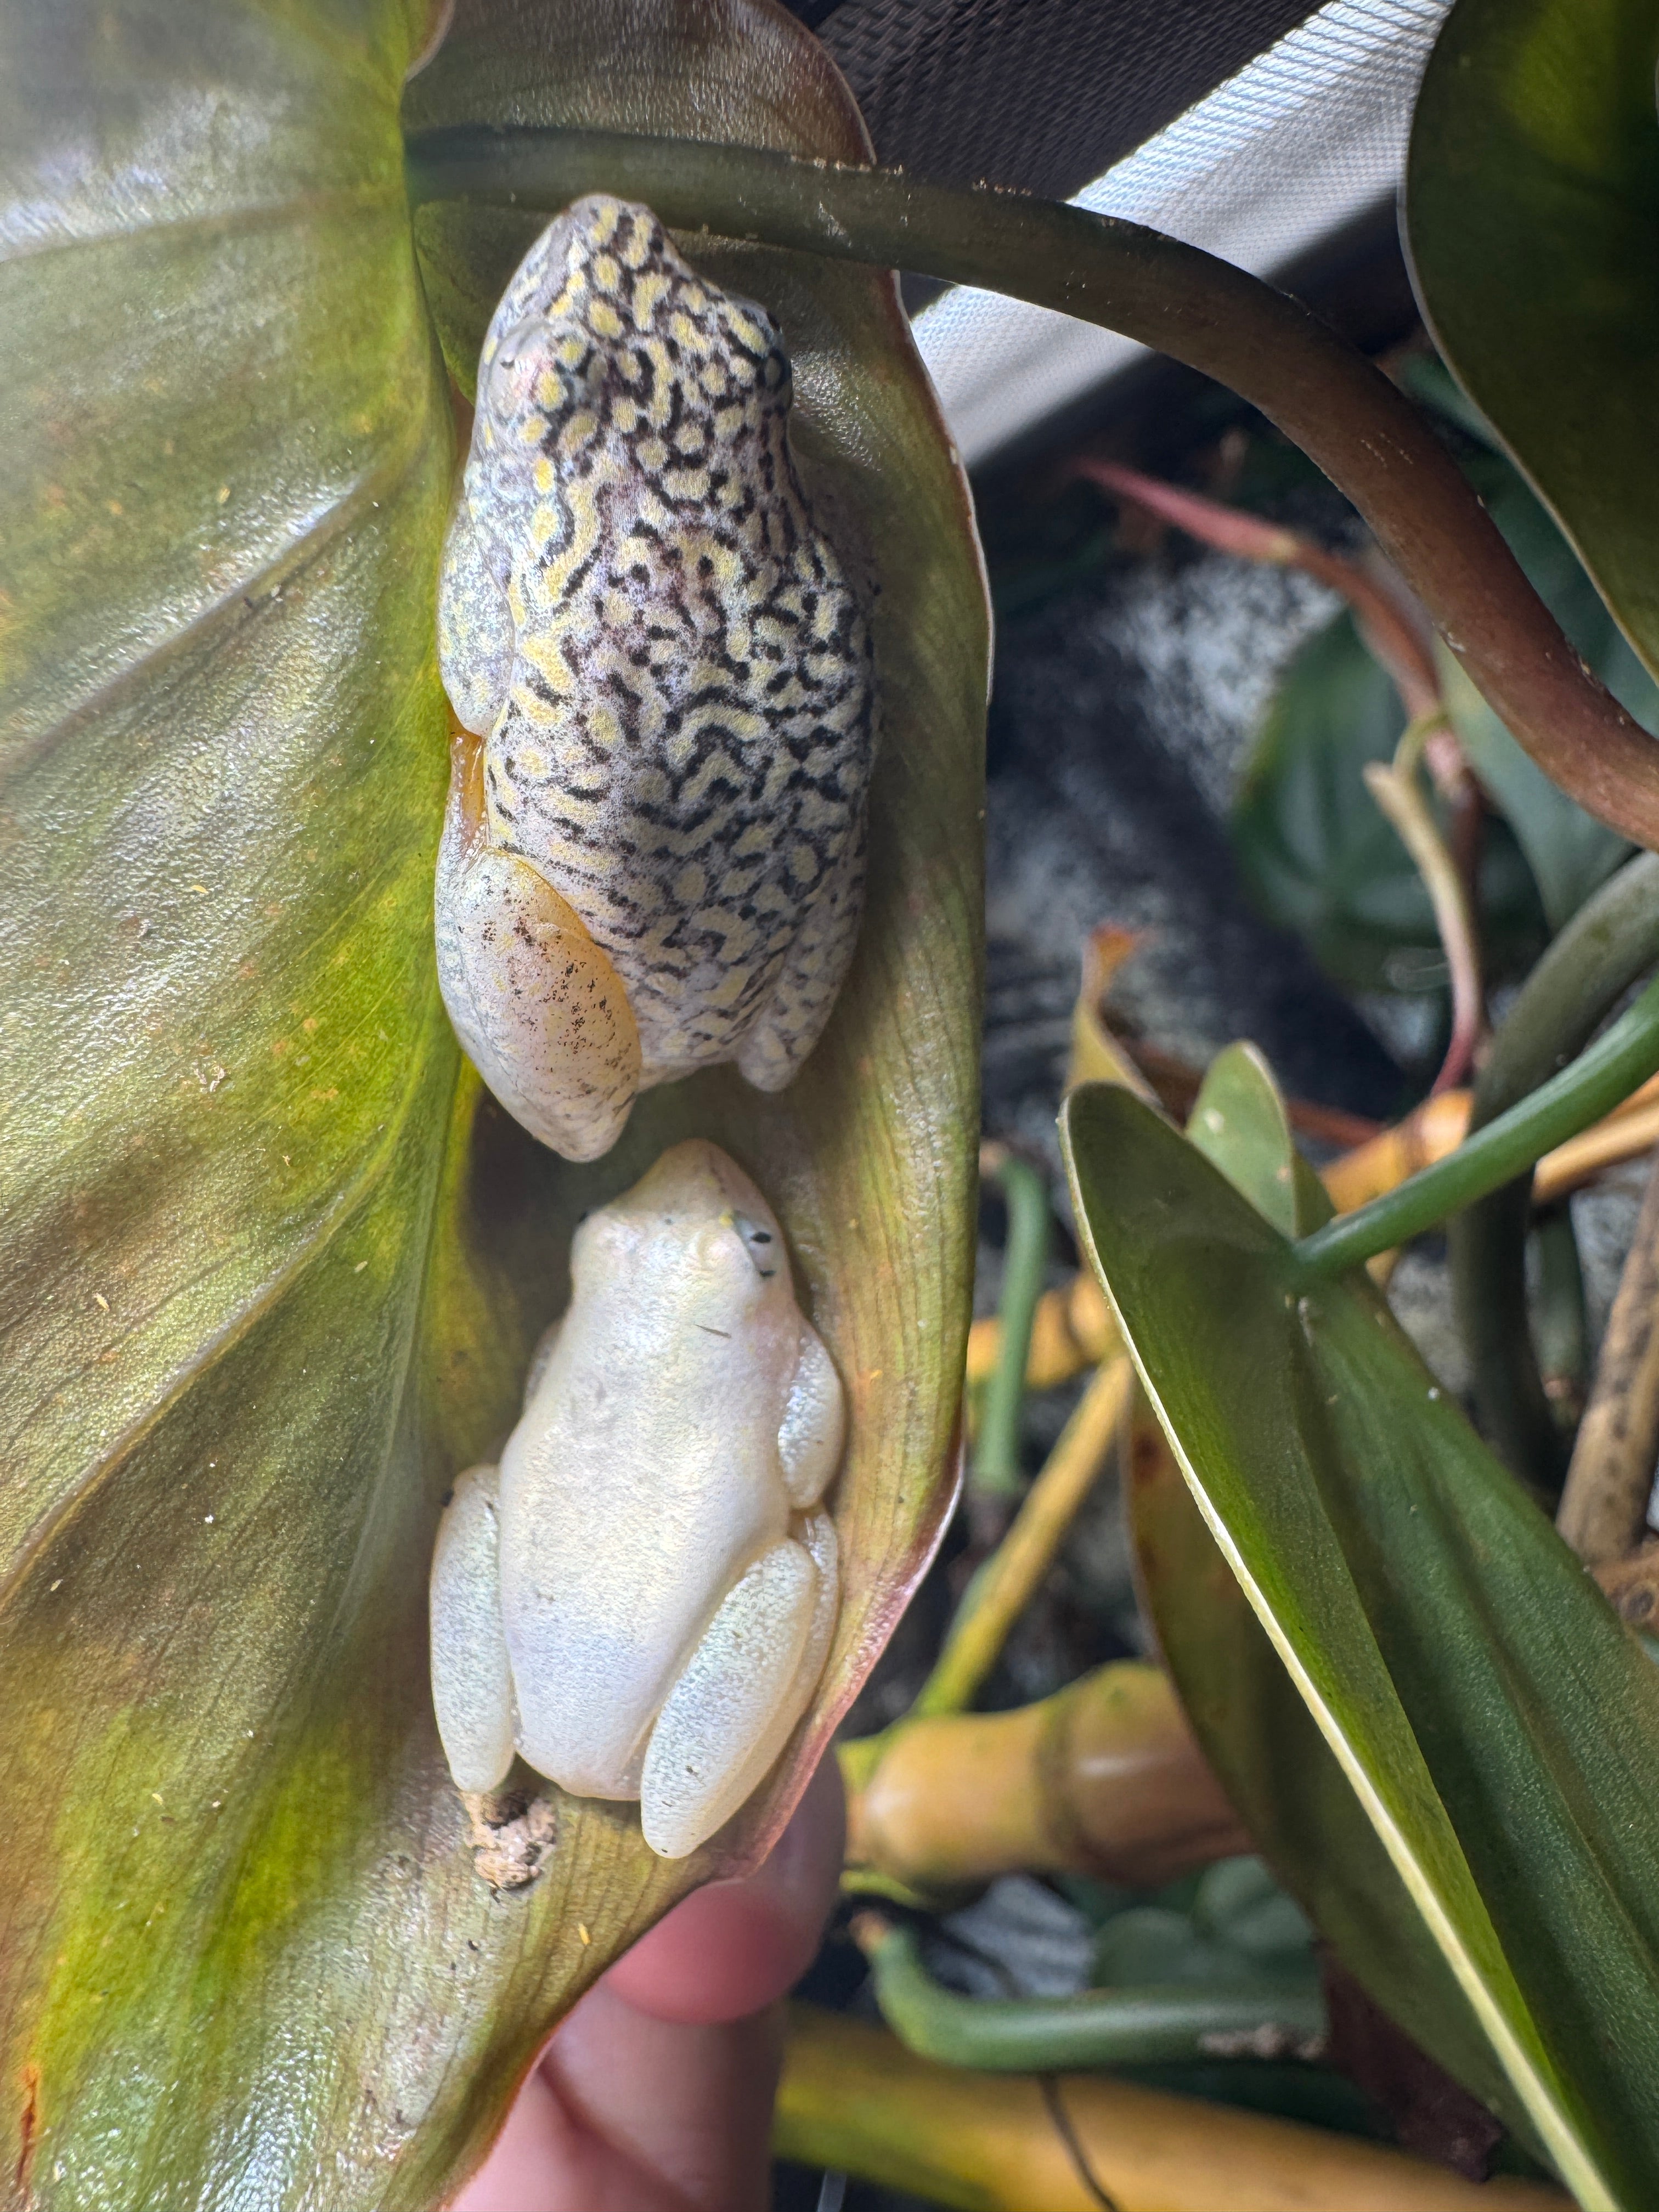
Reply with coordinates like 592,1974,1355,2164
640,1518,838,1859
430,1464,518,1795
778,1324,845,1508
436,838,641,1163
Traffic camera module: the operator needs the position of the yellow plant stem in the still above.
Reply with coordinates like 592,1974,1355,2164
1362,709,1484,1095
919,1357,1133,1718
966,1267,1118,1391
775,2005,1570,2212
1558,1143,1659,1562
1322,1089,1476,1212
1066,922,1162,1099
843,1660,1248,1895
1539,1086,1659,1202
1322,1075,1659,1212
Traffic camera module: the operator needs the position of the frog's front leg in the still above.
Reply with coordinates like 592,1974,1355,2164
430,1464,518,1794
778,1322,847,1507
640,1513,839,1859
437,493,514,740
736,829,867,1093
435,724,642,1162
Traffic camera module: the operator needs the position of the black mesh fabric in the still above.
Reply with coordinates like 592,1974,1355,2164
782,0,1324,198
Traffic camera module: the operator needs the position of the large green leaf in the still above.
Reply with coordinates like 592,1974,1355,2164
1407,0,1659,689
1064,1079,1659,2210
1398,359,1644,929
0,1,988,2204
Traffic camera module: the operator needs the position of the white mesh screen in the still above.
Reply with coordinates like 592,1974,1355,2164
913,0,1452,467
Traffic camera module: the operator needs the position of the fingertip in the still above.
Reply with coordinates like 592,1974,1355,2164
446,2056,570,2211
604,1754,845,2024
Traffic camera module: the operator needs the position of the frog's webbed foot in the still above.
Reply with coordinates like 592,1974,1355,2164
436,727,642,1163
640,1514,838,1859
735,827,867,1093
430,1463,518,1794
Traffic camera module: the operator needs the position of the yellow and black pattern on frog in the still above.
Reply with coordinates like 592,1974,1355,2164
436,194,877,1162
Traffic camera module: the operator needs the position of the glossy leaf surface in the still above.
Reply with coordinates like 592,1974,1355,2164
1407,0,1659,691
1130,1049,1522,2130
1399,360,1644,929
1066,1078,1659,2209
0,1,987,2203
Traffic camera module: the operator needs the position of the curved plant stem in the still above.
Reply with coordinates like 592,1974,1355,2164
776,2004,1560,2212
1071,467,1484,1089
1541,1085,1659,1200
1323,1090,1475,1212
845,1659,1248,1894
972,1153,1051,1505
1295,969,1659,1279
406,123,1659,850
1363,710,1485,1094
1071,460,1441,722
850,1915,1323,2071
1557,1149,1659,1564
1449,852,1659,1491
916,1357,1132,1718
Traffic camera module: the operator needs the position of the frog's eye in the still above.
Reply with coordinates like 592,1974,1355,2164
730,1214,778,1279
486,316,559,420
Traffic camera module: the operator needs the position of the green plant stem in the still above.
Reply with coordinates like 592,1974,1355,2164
851,1916,1323,2071
1531,1202,1589,1436
973,1155,1050,1502
1449,852,1659,1491
405,123,1659,850
1295,969,1659,1279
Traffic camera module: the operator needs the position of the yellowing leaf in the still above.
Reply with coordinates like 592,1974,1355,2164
0,1,988,2202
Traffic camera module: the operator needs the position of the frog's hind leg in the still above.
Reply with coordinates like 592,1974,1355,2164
640,1514,839,1859
430,1464,519,1794
735,827,867,1093
436,724,642,1162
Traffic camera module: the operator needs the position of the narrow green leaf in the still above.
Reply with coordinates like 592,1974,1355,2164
0,1,987,2203
1132,1049,1521,2130
1184,1042,1317,1235
1066,1080,1659,2209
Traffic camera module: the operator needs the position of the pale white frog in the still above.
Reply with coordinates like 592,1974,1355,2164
428,1139,843,1859
435,194,876,1163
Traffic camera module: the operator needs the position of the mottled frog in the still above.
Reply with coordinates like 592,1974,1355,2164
435,196,877,1161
